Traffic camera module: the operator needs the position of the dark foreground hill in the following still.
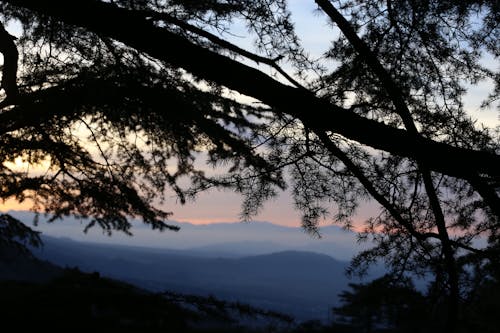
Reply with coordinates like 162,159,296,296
0,244,294,332
0,270,191,332
0,242,61,282
4,239,500,333
0,268,297,332
32,236,353,321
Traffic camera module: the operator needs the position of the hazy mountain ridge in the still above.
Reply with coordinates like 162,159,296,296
31,235,356,321
6,210,362,260
4,210,377,321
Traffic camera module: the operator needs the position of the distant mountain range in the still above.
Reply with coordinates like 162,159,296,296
28,235,380,322
3,210,381,322
6,210,366,261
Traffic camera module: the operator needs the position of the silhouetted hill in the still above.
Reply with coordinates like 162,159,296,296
0,242,61,282
32,236,353,321
0,269,217,332
0,243,296,331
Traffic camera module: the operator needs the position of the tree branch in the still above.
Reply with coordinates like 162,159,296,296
315,0,418,133
139,9,306,89
4,0,500,182
0,23,18,105
314,130,438,243
314,3,461,324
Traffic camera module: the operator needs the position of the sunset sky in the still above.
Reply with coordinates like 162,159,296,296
0,0,497,229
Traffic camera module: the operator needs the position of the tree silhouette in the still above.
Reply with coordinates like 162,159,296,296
333,275,428,332
0,1,498,331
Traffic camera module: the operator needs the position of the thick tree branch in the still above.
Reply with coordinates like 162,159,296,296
468,176,500,219
0,23,18,104
3,0,500,182
139,9,305,89
315,0,418,133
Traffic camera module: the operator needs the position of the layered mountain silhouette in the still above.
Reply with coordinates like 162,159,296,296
6,210,362,260
31,235,356,321
3,211,381,321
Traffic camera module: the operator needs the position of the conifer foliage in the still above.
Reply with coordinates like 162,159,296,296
0,1,498,331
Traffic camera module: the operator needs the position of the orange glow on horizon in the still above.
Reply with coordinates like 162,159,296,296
0,198,32,212
0,196,366,230
172,216,303,227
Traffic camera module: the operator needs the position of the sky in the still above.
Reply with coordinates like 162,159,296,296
0,1,498,231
